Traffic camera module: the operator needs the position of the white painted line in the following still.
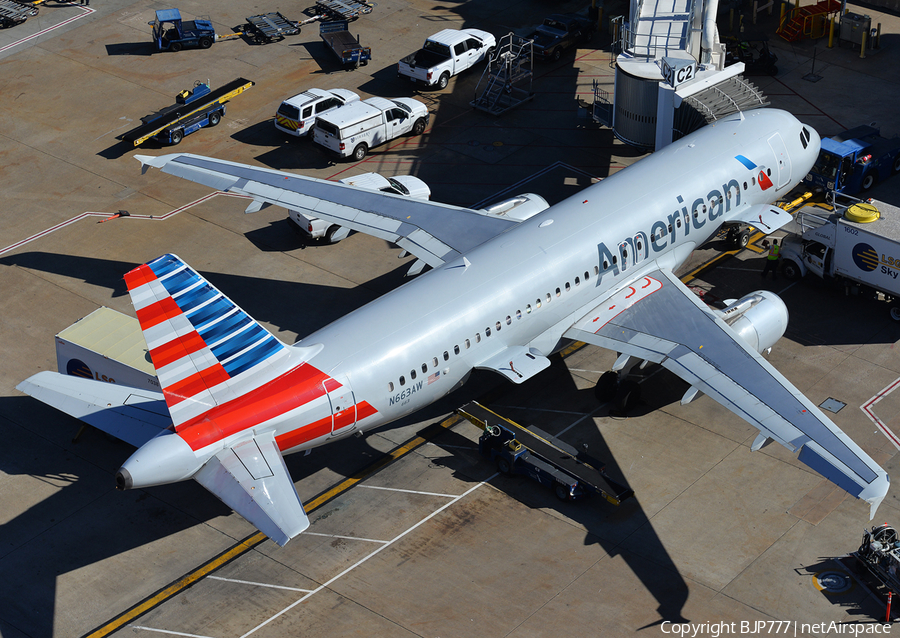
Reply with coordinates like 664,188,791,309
861,376,900,450
357,484,458,498
303,532,389,544
206,576,313,592
130,626,216,638
493,404,589,416
0,3,94,54
239,479,492,638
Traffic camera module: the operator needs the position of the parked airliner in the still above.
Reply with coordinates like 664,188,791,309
18,108,889,546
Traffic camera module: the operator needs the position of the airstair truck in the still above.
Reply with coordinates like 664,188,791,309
779,194,900,320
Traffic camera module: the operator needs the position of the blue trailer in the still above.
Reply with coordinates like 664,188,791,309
804,125,900,194
150,9,216,52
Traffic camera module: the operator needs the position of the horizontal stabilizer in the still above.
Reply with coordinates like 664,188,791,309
194,430,309,546
476,346,550,384
16,371,169,447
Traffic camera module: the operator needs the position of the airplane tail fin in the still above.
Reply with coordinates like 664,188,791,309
124,254,293,428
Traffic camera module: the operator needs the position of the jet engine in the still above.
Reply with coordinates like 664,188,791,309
479,193,549,221
715,290,789,354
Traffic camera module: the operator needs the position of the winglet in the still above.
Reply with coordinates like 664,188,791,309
135,154,170,176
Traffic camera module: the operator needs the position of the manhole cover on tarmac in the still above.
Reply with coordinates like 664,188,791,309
813,570,853,594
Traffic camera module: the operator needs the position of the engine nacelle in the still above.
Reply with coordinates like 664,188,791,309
479,193,549,221
716,290,789,354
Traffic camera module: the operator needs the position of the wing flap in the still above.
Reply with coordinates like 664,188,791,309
194,430,309,546
564,268,889,515
16,371,169,447
475,346,551,384
136,153,518,268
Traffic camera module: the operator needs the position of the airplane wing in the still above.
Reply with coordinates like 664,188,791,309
193,430,309,546
16,371,169,447
563,268,889,517
135,153,518,269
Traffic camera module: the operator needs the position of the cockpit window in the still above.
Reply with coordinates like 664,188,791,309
800,127,811,149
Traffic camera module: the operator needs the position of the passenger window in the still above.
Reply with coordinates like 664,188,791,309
526,305,532,314
565,283,570,292
389,382,394,392
506,315,512,325
465,339,471,349
536,299,542,309
400,375,405,386
433,357,439,367
422,363,427,373
411,370,417,380
594,266,600,275
454,345,460,355
454,43,466,55
546,293,551,303
443,351,450,361
495,321,501,331
476,333,481,343
556,287,561,296
516,310,522,319
584,271,590,280
575,277,580,286
486,327,492,337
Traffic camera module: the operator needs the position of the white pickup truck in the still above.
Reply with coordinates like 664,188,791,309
398,28,496,89
312,96,429,161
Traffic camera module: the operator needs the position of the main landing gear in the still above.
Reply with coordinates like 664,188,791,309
593,356,642,415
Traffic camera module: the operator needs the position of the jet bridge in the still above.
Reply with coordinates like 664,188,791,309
594,0,768,149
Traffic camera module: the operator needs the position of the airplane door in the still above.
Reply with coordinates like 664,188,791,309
324,376,357,437
767,133,792,189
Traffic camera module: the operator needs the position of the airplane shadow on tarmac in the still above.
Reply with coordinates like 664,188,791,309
420,361,693,628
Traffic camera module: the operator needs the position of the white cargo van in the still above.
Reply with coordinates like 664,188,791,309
312,96,429,160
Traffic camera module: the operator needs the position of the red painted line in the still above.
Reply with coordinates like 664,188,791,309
151,331,207,369
0,3,94,54
165,363,230,407
135,296,182,330
861,376,900,450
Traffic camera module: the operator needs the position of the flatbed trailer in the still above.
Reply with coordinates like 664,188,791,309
320,20,370,67
244,12,301,44
315,0,373,21
457,401,633,505
120,77,254,147
0,0,39,28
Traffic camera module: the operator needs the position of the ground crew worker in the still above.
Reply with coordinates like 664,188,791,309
761,238,780,280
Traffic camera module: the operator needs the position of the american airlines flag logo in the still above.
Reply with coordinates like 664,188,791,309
427,371,441,385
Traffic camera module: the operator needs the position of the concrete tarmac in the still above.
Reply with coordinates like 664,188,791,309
1,0,900,636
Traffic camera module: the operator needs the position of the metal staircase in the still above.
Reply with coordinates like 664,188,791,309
471,33,534,116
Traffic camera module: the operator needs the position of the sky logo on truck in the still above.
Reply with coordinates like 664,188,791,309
852,243,879,272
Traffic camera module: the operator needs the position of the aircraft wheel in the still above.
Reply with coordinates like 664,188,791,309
169,129,184,145
736,229,751,248
782,259,802,281
412,118,426,135
496,456,513,475
199,37,212,49
614,379,641,414
437,73,450,90
170,42,182,52
208,111,221,127
352,143,367,161
594,370,618,402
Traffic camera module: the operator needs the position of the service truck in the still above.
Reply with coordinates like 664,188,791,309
779,194,900,320
803,125,900,195
397,28,495,89
312,96,428,160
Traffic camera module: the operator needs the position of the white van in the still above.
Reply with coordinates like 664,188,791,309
289,172,431,243
274,88,359,137
312,96,429,160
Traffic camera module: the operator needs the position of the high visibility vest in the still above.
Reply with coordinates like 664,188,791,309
767,245,780,260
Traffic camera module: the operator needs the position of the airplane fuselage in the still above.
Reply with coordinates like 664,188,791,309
226,108,820,460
